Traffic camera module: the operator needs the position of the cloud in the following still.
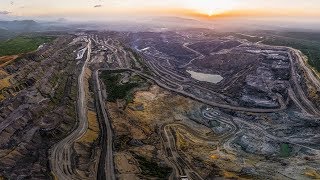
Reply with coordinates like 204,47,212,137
0,11,11,15
94,4,102,8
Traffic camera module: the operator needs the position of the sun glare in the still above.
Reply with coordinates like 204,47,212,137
185,0,238,16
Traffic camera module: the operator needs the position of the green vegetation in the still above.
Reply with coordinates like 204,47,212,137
135,155,172,179
0,29,16,41
280,143,291,157
277,31,320,42
0,36,55,56
101,71,144,103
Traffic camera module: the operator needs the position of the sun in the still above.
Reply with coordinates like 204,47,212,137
205,8,231,16
207,10,215,16
184,0,238,16
204,8,225,16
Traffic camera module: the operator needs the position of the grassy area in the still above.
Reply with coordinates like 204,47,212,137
0,35,55,56
135,155,172,179
0,77,11,90
176,132,189,151
79,110,99,143
100,71,142,103
304,169,320,179
0,29,16,41
280,143,291,157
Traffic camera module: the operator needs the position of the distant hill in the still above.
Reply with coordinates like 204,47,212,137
151,16,200,24
142,16,206,30
0,20,40,32
56,18,68,22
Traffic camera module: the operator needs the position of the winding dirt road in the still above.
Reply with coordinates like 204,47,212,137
288,49,320,116
50,38,92,180
292,49,320,91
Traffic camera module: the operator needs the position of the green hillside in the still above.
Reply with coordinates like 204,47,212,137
0,36,55,56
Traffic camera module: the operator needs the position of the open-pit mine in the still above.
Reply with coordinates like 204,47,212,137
0,29,320,180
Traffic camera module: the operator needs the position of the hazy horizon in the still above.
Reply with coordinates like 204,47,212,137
1,0,320,32
1,0,320,22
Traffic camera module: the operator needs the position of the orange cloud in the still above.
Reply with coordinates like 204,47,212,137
183,8,320,19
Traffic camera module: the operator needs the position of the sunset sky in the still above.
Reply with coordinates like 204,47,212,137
1,0,320,20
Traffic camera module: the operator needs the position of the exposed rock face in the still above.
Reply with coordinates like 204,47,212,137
108,85,195,179
0,35,80,179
